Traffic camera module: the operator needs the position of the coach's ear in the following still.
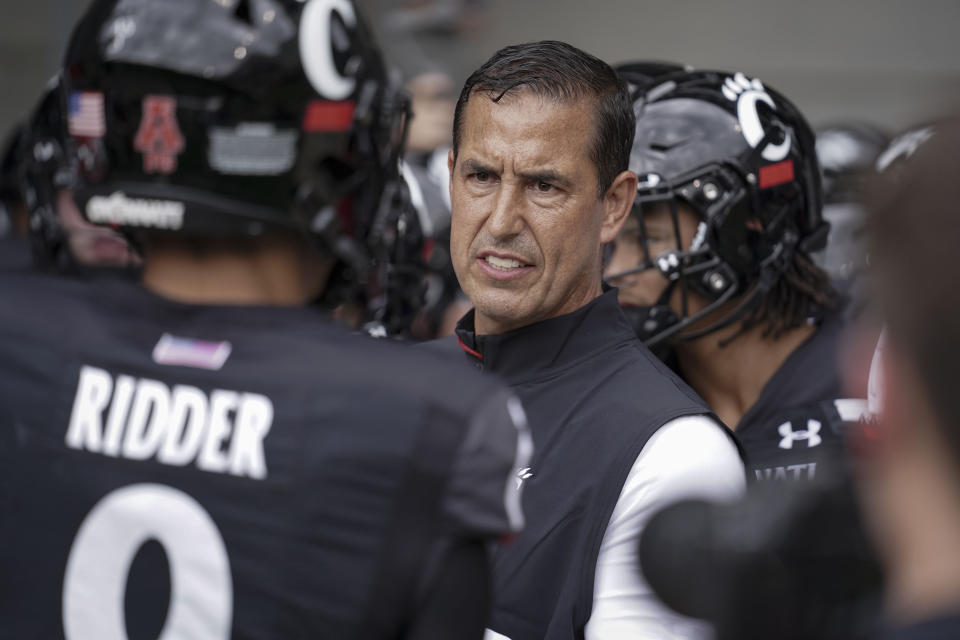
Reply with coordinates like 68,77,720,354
600,170,637,243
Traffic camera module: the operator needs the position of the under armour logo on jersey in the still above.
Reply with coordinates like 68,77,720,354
516,467,533,489
778,419,822,450
722,72,791,162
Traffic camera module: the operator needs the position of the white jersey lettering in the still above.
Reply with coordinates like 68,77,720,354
65,366,273,480
66,365,113,451
158,384,209,466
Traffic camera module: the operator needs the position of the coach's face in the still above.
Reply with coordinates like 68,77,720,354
449,91,633,335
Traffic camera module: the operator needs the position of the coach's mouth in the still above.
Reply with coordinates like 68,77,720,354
477,250,534,280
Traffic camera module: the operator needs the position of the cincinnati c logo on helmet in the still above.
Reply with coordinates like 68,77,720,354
722,72,791,162
299,0,358,100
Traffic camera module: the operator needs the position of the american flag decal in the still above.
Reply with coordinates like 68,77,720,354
67,91,106,138
152,334,233,371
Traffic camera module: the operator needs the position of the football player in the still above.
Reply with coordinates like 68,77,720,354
0,1,530,638
605,67,865,484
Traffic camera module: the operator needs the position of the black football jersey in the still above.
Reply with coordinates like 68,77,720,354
0,234,31,271
735,312,866,484
0,270,528,638
878,614,960,640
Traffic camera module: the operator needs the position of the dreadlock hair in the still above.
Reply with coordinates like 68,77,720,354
738,249,840,341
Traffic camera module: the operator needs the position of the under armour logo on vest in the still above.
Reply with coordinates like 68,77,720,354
778,419,822,450
134,95,185,174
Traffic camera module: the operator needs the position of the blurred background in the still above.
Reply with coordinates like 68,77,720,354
4,0,960,138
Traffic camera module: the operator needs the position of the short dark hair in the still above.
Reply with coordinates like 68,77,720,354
870,116,960,470
452,41,635,199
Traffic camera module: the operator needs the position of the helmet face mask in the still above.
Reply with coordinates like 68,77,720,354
606,183,750,347
606,69,826,347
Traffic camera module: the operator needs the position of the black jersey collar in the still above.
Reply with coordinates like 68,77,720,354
734,310,844,434
453,287,636,379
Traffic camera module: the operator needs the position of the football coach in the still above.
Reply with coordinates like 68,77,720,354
441,41,746,640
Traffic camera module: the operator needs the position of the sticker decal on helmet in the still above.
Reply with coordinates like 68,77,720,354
86,192,185,230
302,100,356,132
67,91,106,139
637,172,662,189
104,16,137,56
299,0,357,100
208,124,298,175
722,72,791,162
758,159,795,189
134,96,185,174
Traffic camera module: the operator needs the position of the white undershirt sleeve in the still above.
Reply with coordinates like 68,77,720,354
584,414,746,640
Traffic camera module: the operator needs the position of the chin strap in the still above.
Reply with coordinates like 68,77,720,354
642,277,741,348
671,227,797,346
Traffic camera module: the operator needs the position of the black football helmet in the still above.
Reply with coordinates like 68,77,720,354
356,160,430,338
59,0,410,295
606,69,827,346
812,123,888,281
18,77,139,272
402,157,462,339
22,80,74,269
615,61,693,98
0,121,27,238
816,123,889,205
363,156,465,340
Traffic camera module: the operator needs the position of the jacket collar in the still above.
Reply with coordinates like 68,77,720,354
454,287,636,379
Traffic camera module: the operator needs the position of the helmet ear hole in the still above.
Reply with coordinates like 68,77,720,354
696,263,737,300
703,270,728,294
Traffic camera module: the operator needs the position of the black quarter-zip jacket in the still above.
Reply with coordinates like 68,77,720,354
436,289,732,640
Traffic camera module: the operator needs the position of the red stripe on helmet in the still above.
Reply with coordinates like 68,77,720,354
302,100,356,132
758,159,795,189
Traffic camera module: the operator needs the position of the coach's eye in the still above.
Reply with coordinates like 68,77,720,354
474,171,491,183
536,181,554,193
